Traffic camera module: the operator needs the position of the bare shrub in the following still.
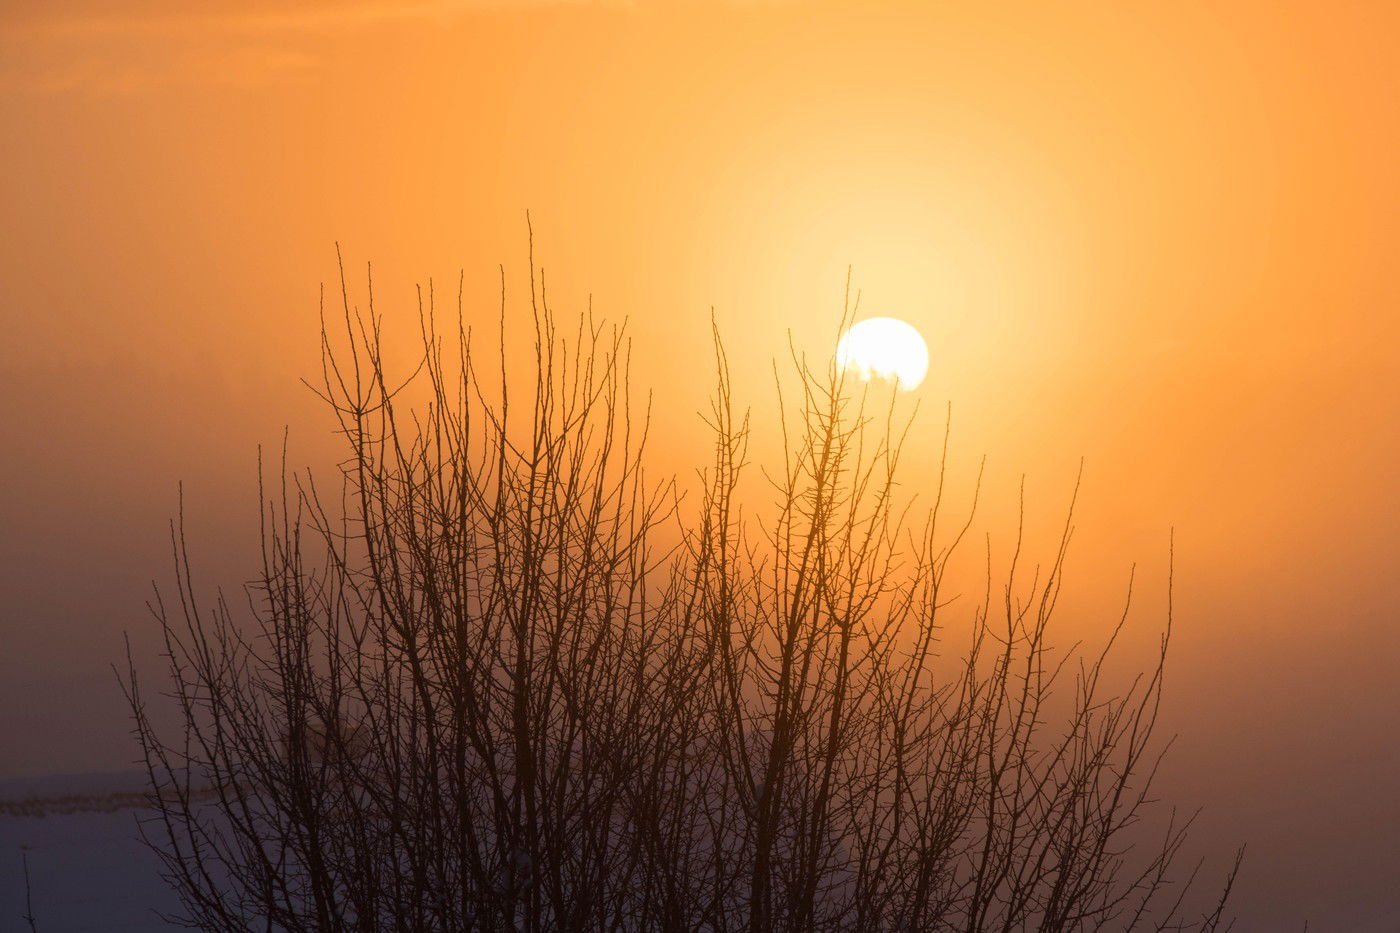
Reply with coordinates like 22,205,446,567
124,250,1239,932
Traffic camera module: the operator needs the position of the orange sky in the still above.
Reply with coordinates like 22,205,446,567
2,0,1398,926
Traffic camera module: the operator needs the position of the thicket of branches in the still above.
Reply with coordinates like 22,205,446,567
125,255,1239,932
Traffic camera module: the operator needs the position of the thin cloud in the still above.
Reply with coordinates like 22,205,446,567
2,0,629,40
0,0,785,95
0,0,546,95
5,45,319,96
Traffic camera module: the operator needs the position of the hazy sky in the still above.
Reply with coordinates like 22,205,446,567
2,0,1398,927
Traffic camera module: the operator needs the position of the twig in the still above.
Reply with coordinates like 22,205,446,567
20,846,38,933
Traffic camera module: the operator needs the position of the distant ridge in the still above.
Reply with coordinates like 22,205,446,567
0,768,220,818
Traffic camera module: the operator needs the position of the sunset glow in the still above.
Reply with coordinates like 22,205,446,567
1,2,1398,928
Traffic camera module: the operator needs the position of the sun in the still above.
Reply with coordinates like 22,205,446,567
835,317,930,391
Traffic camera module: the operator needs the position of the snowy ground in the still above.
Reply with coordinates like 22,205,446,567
0,769,185,931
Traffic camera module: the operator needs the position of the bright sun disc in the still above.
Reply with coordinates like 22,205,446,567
836,317,929,391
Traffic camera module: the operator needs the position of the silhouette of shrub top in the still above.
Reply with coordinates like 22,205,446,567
126,258,1238,932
